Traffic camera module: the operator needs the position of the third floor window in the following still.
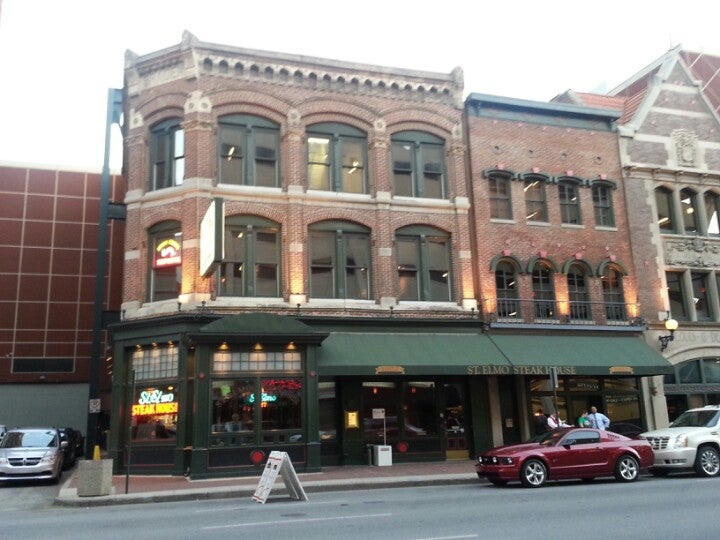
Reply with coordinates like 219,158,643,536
392,132,446,199
307,123,366,193
150,119,184,191
218,115,279,187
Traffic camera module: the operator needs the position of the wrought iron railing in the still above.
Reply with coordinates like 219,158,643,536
485,298,637,326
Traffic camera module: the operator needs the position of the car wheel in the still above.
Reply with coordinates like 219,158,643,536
693,445,720,477
614,454,639,482
650,468,670,477
520,459,547,488
488,478,508,487
52,464,63,485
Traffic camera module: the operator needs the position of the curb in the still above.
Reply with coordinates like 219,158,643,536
54,474,477,507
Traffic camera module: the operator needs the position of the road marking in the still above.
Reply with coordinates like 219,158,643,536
409,536,479,540
194,499,349,513
202,512,392,530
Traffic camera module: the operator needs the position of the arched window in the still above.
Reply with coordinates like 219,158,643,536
495,261,518,318
218,216,280,297
680,188,699,234
396,226,451,301
391,132,446,199
309,221,371,300
601,266,626,322
150,119,184,190
148,221,182,302
218,115,279,187
531,261,556,320
567,264,591,321
307,123,367,193
655,187,676,232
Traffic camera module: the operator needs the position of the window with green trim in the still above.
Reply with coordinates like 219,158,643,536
559,180,581,224
150,119,184,190
218,115,279,187
524,178,547,222
568,264,591,321
309,222,371,299
307,123,366,193
391,132,446,199
488,174,512,219
218,217,280,297
495,261,518,318
396,227,451,301
601,266,626,321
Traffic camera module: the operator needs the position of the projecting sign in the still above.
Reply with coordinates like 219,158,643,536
199,197,225,277
252,451,308,504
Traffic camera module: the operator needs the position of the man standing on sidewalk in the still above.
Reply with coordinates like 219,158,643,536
588,406,610,430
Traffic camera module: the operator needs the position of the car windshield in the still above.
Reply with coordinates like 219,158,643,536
0,430,58,449
671,409,720,428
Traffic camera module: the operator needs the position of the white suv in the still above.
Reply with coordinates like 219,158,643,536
641,405,720,477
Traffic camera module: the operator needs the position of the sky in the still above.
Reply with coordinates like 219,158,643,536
0,0,718,171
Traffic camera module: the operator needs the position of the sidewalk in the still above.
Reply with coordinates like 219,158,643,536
55,459,477,507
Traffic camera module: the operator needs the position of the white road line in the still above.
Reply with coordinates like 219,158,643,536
409,536,479,540
202,512,392,530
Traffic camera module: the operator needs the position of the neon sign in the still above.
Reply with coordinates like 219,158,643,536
248,393,278,404
132,389,179,416
154,238,181,268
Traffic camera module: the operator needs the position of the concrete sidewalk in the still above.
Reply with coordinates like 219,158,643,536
55,459,477,507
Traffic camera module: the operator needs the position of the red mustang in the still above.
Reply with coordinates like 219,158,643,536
476,427,654,488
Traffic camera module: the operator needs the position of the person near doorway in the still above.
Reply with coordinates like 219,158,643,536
588,406,610,430
577,410,590,427
534,409,549,435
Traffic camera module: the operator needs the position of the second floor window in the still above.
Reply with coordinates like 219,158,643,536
392,132,446,199
592,182,615,227
601,266,626,321
307,123,366,193
531,261,555,319
396,226,451,301
559,180,581,224
488,173,512,219
219,217,280,297
148,222,182,302
218,115,279,187
150,120,184,190
568,265,591,321
523,176,548,222
656,187,676,232
309,222,371,300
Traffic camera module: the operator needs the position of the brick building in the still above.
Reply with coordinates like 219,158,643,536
0,162,124,435
108,32,671,478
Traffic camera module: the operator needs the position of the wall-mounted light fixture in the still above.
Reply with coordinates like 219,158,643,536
658,311,679,352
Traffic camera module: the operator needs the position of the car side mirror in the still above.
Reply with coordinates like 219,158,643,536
563,439,575,448
60,441,68,448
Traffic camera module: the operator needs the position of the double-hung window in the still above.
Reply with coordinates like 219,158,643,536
486,170,513,219
391,132,446,199
396,226,451,301
218,115,279,187
148,221,182,302
568,264,591,321
680,188,700,234
558,177,582,225
219,216,280,297
309,222,371,299
531,261,556,319
592,181,615,227
601,266,626,321
520,173,549,222
495,261,518,318
307,123,366,193
150,119,184,190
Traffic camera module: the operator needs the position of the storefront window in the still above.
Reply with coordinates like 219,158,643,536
318,382,337,441
404,382,437,437
529,377,565,392
679,361,701,383
211,379,255,433
130,383,178,441
530,396,568,427
603,377,638,391
703,358,720,383
605,394,641,426
260,378,302,430
566,378,600,392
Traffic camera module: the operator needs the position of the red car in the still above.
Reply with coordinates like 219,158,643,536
476,427,654,488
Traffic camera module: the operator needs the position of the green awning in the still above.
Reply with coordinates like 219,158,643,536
317,332,511,376
487,334,673,376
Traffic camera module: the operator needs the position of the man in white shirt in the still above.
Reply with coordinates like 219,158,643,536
588,406,611,430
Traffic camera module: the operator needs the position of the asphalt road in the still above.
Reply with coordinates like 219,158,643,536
0,473,715,540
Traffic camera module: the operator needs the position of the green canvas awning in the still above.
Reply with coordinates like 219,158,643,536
487,334,673,376
317,332,511,376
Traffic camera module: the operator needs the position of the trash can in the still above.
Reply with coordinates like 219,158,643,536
372,444,392,466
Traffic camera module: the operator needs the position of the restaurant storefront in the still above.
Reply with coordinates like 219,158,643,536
108,314,672,478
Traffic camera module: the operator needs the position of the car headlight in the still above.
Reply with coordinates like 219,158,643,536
673,434,688,448
39,453,57,464
0,456,7,465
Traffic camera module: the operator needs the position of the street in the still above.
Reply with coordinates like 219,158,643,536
0,474,714,540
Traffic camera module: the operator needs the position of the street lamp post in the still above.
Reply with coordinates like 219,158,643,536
658,312,679,352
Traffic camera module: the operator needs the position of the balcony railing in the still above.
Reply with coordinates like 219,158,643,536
486,298,636,326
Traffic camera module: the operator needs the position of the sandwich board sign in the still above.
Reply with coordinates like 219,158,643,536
251,451,308,504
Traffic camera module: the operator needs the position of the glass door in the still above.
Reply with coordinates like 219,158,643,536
443,382,468,459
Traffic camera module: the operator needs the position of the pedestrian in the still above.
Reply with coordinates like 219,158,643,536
577,410,590,427
587,406,610,430
534,409,548,435
546,413,571,429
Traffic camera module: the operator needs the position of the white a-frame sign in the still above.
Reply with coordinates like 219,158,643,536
252,451,308,504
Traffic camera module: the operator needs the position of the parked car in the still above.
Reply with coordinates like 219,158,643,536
641,405,720,477
476,427,654,488
0,428,67,484
0,425,7,442
58,427,84,468
609,422,644,439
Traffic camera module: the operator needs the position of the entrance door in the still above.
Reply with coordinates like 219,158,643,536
443,382,468,459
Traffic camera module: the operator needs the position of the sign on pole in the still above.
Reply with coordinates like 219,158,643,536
252,451,308,504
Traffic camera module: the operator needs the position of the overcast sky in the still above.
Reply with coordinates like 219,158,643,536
0,0,718,171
